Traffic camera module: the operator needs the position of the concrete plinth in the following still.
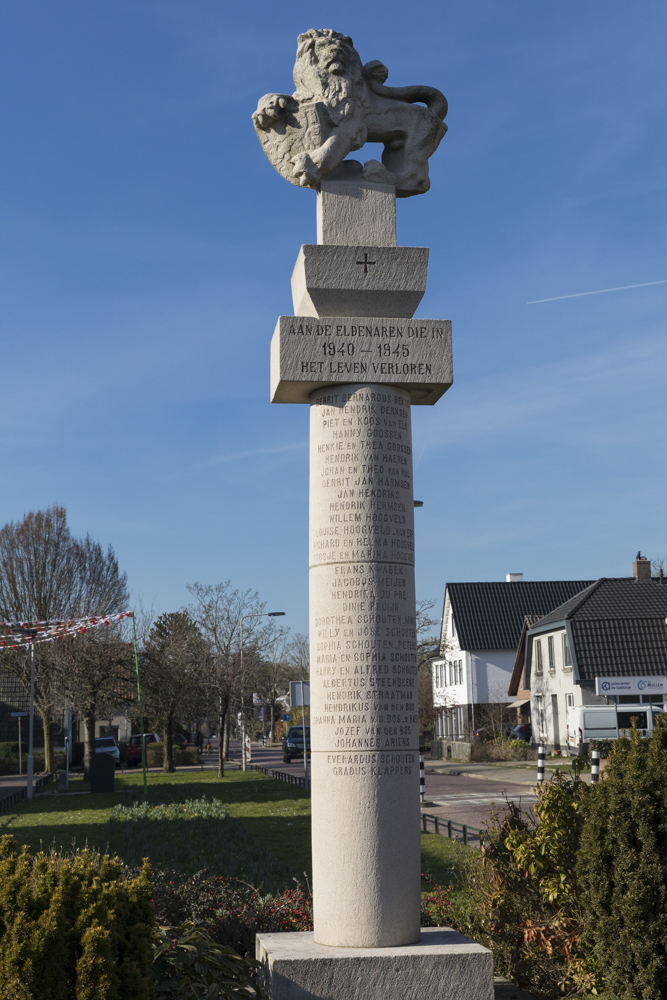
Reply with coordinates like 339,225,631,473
256,929,494,1000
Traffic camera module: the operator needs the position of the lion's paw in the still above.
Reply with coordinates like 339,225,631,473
253,94,296,130
291,151,320,186
362,159,391,183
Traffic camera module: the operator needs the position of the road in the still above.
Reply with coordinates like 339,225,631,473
236,741,541,832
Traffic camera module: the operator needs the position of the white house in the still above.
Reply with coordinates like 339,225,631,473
523,559,667,750
431,574,594,742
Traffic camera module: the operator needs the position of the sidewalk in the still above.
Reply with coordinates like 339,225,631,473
424,759,592,786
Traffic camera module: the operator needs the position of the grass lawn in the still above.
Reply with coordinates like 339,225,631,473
0,769,474,892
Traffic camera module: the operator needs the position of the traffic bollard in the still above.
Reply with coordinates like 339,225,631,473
537,745,546,783
420,753,425,801
591,749,600,783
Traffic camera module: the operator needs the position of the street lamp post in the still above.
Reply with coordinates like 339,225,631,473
17,627,39,802
239,611,285,771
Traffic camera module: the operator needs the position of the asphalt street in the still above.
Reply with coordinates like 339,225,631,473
240,742,541,831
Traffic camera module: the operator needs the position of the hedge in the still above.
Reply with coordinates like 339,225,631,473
0,742,28,758
0,835,154,1000
0,753,66,776
145,744,200,768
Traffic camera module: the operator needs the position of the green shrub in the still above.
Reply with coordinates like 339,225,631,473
448,773,594,997
0,752,66,776
0,834,154,1000
145,744,200,768
153,921,261,999
578,724,667,1000
472,736,535,762
0,742,28,758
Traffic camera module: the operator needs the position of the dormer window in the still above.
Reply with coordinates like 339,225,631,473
534,638,543,673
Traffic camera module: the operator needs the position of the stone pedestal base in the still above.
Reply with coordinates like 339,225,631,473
256,928,494,1000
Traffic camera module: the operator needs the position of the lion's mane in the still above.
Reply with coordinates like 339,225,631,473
292,28,366,109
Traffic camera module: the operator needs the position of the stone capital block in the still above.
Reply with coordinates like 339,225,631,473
291,244,429,318
256,929,494,1000
270,316,453,405
317,180,397,247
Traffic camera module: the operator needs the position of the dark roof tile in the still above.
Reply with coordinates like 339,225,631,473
447,581,595,651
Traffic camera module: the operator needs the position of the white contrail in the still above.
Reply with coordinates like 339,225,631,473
527,278,667,304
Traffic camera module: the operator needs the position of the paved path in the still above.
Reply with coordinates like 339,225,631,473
0,775,29,804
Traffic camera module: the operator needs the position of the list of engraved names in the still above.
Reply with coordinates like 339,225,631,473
309,384,419,776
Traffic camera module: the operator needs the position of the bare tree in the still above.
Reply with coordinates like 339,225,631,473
186,581,288,775
475,682,514,739
285,632,310,681
0,506,128,772
254,638,291,743
141,611,209,772
54,631,133,774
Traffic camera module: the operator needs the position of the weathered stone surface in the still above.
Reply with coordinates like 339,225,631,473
252,29,447,198
317,180,396,247
291,245,428,318
256,928,495,1000
309,385,420,947
270,316,452,405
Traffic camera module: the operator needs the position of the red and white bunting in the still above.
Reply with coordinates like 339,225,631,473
0,611,133,652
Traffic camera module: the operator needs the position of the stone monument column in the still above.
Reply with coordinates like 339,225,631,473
309,382,420,947
253,27,493,1000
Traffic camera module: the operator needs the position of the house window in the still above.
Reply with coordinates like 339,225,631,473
534,638,543,673
548,636,555,671
449,662,454,685
562,633,572,667
535,694,545,737
566,694,574,709
456,660,463,683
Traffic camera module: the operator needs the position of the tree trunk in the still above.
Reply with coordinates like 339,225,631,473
163,713,175,773
224,714,231,759
218,698,227,778
83,710,96,778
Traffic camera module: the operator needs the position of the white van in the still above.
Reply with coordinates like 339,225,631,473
567,704,664,753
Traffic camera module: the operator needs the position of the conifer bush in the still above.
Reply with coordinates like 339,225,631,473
578,723,667,1000
0,835,154,1000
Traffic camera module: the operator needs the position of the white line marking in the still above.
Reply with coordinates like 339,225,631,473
527,279,667,304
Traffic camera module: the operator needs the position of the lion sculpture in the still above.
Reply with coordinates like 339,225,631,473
252,29,448,198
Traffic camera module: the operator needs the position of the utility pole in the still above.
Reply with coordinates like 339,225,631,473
239,611,286,771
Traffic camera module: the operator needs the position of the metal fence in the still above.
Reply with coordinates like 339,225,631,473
248,763,307,789
0,772,55,816
421,811,483,847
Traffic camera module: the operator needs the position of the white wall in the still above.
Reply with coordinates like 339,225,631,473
432,649,516,708
529,627,606,747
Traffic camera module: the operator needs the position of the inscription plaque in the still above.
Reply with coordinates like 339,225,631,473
271,316,453,404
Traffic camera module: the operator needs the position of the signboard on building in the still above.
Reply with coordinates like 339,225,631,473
595,676,667,696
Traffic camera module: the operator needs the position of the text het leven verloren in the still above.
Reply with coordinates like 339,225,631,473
290,321,446,379
311,388,419,778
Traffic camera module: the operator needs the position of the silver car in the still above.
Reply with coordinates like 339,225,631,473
94,736,120,767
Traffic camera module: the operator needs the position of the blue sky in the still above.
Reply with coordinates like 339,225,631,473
1,1,665,634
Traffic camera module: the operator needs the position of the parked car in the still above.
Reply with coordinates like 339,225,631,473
282,725,310,763
509,723,532,743
125,732,160,767
567,705,664,754
173,733,189,747
94,736,120,768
